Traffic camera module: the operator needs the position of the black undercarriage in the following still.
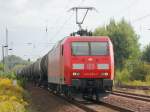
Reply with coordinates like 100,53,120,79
47,78,113,101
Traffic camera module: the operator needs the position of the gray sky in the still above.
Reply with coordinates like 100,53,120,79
0,0,150,61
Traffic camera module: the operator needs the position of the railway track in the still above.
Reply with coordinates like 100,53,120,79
47,89,134,112
112,90,150,102
65,96,135,112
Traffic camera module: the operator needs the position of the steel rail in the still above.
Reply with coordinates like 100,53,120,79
112,90,150,102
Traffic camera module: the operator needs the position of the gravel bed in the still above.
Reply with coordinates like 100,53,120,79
101,94,150,112
86,104,119,112
26,85,85,112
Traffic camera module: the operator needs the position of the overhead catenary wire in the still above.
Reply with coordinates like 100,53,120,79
52,13,73,39
117,0,139,16
132,13,150,23
114,0,150,24
48,0,72,33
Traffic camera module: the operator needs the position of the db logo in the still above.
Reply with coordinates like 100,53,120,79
88,58,93,61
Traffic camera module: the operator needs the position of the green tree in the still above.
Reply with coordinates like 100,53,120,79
142,43,150,63
94,19,141,69
1,55,31,71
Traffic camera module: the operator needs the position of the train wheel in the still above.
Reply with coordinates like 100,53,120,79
95,89,99,102
96,93,99,102
82,94,86,100
82,92,89,100
67,88,71,97
109,86,112,92
67,87,74,100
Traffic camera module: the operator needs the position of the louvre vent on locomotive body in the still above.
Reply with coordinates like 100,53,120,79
16,7,114,101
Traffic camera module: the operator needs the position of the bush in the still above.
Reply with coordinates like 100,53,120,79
145,75,150,82
0,72,16,79
130,62,150,81
115,61,150,86
0,77,28,112
17,78,27,88
124,80,150,86
115,69,130,85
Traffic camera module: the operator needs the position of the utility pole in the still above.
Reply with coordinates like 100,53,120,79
0,27,10,72
5,27,8,57
2,46,5,72
5,27,8,71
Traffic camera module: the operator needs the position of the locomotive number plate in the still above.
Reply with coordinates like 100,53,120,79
84,73,97,75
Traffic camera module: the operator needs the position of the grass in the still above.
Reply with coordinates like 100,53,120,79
124,80,150,86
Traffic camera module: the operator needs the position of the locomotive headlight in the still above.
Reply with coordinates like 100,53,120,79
72,64,84,69
97,64,109,69
101,72,109,76
73,72,80,76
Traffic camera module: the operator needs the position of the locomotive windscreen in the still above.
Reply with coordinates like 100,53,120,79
72,42,108,56
72,42,89,55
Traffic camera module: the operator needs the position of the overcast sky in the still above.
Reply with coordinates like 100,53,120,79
0,0,150,61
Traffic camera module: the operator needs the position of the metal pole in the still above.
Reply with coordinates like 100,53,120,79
5,28,8,71
76,8,78,24
5,28,8,57
2,46,5,72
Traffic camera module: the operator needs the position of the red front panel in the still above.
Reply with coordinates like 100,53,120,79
71,56,111,79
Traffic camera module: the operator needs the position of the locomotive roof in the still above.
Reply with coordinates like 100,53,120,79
61,36,110,43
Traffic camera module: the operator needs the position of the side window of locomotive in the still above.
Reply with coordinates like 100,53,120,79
61,45,63,56
72,42,89,55
90,42,108,55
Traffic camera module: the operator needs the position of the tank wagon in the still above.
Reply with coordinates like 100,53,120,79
17,36,114,100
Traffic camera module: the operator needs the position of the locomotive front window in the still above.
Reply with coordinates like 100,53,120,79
72,42,109,56
72,42,89,55
91,42,108,55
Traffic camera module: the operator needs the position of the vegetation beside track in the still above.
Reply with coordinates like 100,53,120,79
0,72,28,112
124,80,150,86
115,62,150,86
0,55,32,112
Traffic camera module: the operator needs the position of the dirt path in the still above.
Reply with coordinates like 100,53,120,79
26,84,85,112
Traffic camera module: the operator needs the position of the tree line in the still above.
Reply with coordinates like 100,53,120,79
0,55,31,78
93,19,150,85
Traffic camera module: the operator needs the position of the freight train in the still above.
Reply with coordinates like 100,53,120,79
17,36,114,101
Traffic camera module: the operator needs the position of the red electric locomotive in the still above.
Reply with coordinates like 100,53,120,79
47,36,114,100
17,36,114,101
